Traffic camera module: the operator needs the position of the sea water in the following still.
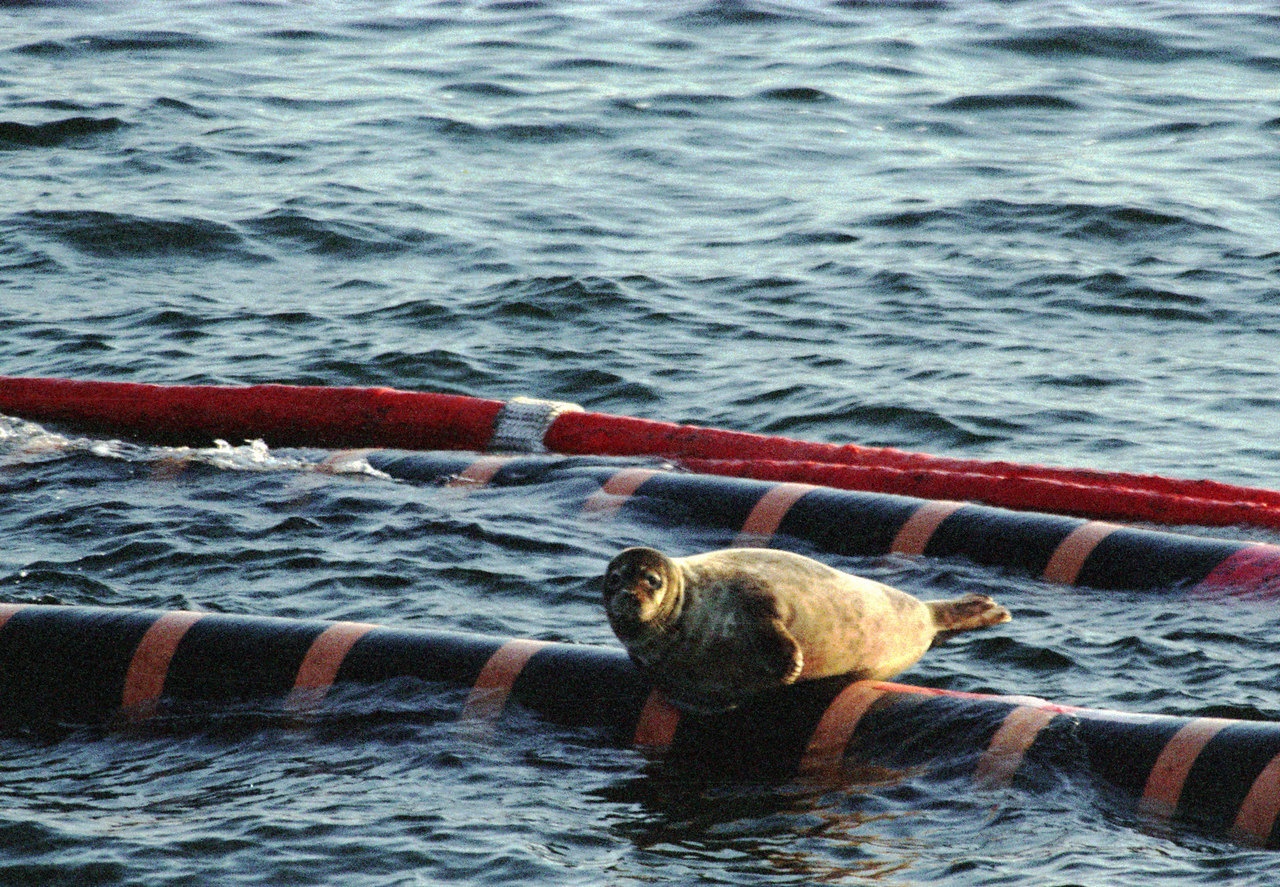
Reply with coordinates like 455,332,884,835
1,1,1279,883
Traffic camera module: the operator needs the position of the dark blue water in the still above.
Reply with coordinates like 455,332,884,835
1,1,1279,883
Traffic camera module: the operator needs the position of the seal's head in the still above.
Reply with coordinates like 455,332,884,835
603,547,683,640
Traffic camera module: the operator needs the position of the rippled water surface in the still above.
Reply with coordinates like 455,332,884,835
2,1,1279,884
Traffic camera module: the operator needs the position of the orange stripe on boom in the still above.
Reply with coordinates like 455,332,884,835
0,603,26,631
632,690,681,748
120,610,206,721
1140,718,1232,819
446,455,512,489
460,638,550,724
734,482,816,547
286,621,379,712
974,705,1058,786
1042,521,1118,585
1234,751,1280,846
800,681,888,775
890,501,964,556
581,468,659,517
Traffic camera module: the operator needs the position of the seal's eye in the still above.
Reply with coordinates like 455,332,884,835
643,571,663,590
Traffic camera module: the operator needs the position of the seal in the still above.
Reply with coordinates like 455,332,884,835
603,546,1011,713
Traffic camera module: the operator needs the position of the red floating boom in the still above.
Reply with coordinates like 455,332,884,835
677,458,1280,530
545,408,1280,509
1,375,1278,529
0,375,504,451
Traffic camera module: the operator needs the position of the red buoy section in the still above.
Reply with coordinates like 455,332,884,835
0,603,1277,848
0,376,504,451
544,408,1280,518
676,457,1280,530
2,375,1280,530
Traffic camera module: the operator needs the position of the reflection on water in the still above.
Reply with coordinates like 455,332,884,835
601,758,929,883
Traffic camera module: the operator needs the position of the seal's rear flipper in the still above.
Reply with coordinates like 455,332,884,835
926,593,1011,636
